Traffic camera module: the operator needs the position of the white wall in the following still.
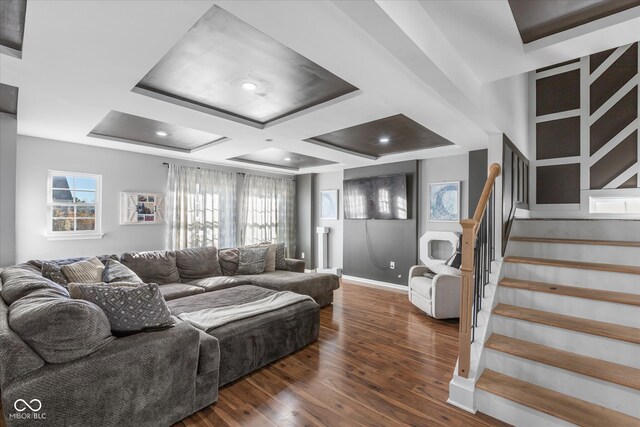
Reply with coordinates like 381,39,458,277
0,113,17,267
419,153,469,237
314,170,343,270
15,135,288,262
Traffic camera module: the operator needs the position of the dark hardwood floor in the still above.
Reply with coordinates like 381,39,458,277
176,282,506,426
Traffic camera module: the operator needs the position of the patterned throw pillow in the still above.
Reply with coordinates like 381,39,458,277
275,243,286,270
42,262,71,287
251,243,277,272
236,246,269,275
218,248,240,276
61,257,104,283
68,282,174,334
102,260,143,284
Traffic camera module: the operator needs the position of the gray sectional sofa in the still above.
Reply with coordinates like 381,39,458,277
0,247,339,427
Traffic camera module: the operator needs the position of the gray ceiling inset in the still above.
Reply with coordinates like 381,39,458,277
306,114,453,159
0,0,27,58
508,0,640,44
0,83,19,115
229,148,337,171
134,5,358,127
88,111,226,153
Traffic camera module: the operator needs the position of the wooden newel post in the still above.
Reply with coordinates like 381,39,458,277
458,218,477,378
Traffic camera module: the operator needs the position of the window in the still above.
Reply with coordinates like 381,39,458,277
47,171,103,239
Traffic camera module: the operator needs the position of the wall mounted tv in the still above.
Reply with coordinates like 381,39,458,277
343,174,408,219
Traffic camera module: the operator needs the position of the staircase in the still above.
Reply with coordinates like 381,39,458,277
475,219,640,427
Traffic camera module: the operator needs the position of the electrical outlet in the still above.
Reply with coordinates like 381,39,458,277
301,252,305,259
398,274,402,278
390,261,395,269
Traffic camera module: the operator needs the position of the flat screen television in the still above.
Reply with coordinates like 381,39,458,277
343,174,408,219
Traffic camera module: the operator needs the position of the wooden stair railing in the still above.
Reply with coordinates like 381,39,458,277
458,163,501,378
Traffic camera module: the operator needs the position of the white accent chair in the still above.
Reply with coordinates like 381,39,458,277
408,231,461,319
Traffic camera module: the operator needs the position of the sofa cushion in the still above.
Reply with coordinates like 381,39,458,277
8,289,114,363
61,257,104,283
175,246,222,280
102,259,143,284
218,248,239,276
1,267,69,305
158,283,205,301
120,251,180,284
275,243,286,270
430,263,461,277
410,276,433,299
69,282,174,334
234,271,340,299
187,276,252,292
236,246,268,275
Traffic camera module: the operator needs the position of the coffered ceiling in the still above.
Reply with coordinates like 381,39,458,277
1,0,638,174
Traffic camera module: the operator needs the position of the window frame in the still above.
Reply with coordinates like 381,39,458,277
45,170,104,240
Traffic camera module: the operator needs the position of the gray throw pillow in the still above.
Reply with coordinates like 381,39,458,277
175,246,222,280
40,255,117,287
236,246,269,275
8,289,114,363
252,243,277,272
1,267,69,305
218,248,240,276
120,251,180,284
61,257,104,283
68,282,174,333
102,260,143,284
275,243,286,270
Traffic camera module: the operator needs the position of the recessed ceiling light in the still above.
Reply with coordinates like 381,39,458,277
241,82,258,91
284,157,292,162
379,137,390,144
156,131,168,137
265,138,273,142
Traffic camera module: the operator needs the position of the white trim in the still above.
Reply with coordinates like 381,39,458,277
534,156,581,167
45,233,104,241
637,42,640,187
588,118,639,166
529,71,538,206
341,275,408,293
530,203,581,212
589,43,633,84
589,74,639,125
535,109,580,123
580,56,590,191
535,61,581,80
603,163,638,189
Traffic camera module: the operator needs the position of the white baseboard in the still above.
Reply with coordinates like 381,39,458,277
341,275,408,293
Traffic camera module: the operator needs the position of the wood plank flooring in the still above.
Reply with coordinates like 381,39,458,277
175,282,506,427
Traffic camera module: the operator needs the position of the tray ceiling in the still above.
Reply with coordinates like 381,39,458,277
0,83,18,115
229,148,336,171
134,5,358,128
0,0,26,58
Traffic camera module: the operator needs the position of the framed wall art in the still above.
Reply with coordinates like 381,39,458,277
429,181,460,222
120,192,165,225
320,189,339,220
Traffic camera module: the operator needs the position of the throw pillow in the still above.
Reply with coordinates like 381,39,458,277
252,243,277,272
275,243,286,270
218,248,240,276
61,257,104,283
40,255,117,287
236,246,269,275
9,288,114,363
68,282,174,334
120,251,180,284
175,246,222,280
430,263,462,277
102,260,143,284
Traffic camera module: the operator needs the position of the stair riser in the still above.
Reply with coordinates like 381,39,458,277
511,220,640,241
506,241,640,266
498,287,640,328
476,390,575,427
485,350,640,418
491,316,640,368
505,263,640,294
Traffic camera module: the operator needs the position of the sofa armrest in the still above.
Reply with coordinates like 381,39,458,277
196,329,220,375
431,274,461,319
3,321,201,427
409,265,429,279
284,258,305,273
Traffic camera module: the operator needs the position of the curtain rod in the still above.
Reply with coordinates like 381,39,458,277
162,162,295,180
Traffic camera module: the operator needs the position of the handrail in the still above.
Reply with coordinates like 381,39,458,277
458,163,501,378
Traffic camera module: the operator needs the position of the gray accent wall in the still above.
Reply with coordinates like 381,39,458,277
0,113,17,266
15,135,290,262
468,149,488,217
343,161,417,286
295,174,315,269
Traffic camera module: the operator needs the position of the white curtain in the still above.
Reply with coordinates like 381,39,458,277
240,174,296,257
166,164,236,250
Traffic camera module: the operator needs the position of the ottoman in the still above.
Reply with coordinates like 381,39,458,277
167,285,320,386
